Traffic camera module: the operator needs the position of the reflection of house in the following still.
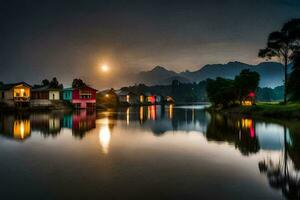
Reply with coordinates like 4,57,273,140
71,110,96,138
0,82,32,106
31,85,61,106
63,86,97,109
30,113,62,136
242,91,255,106
0,116,31,141
13,120,31,140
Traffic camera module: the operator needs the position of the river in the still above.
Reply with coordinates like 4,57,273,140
0,105,299,199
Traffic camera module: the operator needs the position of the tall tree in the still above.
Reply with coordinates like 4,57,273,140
50,77,59,88
72,78,86,88
258,18,300,104
287,50,300,100
234,69,260,104
42,79,50,86
206,77,237,107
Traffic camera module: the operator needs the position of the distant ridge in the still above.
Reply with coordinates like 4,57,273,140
135,61,292,88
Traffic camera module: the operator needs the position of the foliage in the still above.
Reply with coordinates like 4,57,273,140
206,77,237,107
206,70,260,107
34,77,63,89
42,79,50,86
288,51,300,100
72,78,86,88
234,69,260,103
257,86,284,102
258,18,300,104
121,81,208,103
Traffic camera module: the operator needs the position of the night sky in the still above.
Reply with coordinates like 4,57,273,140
1,0,300,89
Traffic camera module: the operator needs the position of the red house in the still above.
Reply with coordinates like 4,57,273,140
70,86,97,109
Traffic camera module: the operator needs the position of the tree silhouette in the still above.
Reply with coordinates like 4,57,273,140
234,69,260,104
258,18,300,104
259,126,300,199
42,79,50,86
287,50,300,100
72,78,86,88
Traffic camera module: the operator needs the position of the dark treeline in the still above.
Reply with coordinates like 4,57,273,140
120,78,284,104
33,77,63,89
206,18,300,107
121,80,208,103
206,69,260,107
257,86,284,102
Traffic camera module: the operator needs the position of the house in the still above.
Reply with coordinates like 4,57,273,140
145,93,162,104
165,96,175,103
155,95,163,103
0,82,32,106
145,92,156,104
63,88,73,101
242,91,256,106
116,90,130,104
138,93,146,104
116,90,141,105
31,85,61,106
63,86,97,109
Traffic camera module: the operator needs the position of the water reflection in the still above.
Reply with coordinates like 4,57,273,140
98,118,111,154
0,114,31,141
0,105,300,199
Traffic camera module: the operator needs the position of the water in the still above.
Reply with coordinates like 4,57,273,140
0,105,299,199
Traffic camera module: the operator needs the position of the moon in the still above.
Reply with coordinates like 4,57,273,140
101,64,109,72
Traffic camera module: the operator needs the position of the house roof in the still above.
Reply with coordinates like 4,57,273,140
63,87,73,91
0,82,32,90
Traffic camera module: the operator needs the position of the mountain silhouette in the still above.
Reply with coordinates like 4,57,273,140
135,62,291,88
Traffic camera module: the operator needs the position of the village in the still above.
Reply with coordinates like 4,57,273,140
0,81,175,110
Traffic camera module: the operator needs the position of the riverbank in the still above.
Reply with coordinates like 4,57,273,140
0,101,74,112
207,102,300,120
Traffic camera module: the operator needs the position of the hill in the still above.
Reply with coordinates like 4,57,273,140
135,61,291,88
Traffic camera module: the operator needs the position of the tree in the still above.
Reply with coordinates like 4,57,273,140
258,18,300,104
42,79,50,86
288,50,300,101
234,69,260,104
50,77,59,88
72,78,86,88
206,77,237,107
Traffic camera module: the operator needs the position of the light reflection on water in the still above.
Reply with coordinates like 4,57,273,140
0,105,299,199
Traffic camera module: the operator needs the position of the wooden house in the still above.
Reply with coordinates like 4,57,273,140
31,85,61,106
145,93,162,104
242,91,256,106
116,90,140,105
0,82,32,106
63,86,97,109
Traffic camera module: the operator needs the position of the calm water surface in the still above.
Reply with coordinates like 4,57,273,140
0,105,299,199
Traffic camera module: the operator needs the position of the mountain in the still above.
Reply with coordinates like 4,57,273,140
136,66,190,85
135,62,292,88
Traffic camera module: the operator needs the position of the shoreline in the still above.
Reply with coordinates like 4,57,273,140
206,103,300,121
